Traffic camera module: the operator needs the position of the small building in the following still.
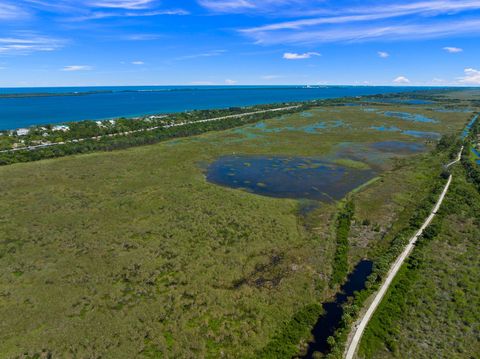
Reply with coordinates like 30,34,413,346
52,125,70,132
16,128,30,136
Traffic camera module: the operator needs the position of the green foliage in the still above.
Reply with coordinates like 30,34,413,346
359,171,480,359
462,145,480,191
436,133,462,159
257,304,323,359
0,105,305,166
325,163,447,359
331,200,355,286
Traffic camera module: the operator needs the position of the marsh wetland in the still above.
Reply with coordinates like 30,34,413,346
0,91,477,358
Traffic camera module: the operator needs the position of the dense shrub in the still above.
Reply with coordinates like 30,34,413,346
331,200,355,286
257,304,323,358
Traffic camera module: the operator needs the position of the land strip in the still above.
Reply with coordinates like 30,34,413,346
0,105,299,154
343,148,462,359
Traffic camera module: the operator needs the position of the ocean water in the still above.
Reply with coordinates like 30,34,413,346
0,85,440,130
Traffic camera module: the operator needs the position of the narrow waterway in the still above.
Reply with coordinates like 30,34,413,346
301,260,373,358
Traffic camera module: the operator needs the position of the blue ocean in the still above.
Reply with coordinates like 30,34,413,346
0,86,437,130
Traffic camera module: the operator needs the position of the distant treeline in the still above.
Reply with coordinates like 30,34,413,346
0,104,305,166
0,86,318,99
0,90,117,99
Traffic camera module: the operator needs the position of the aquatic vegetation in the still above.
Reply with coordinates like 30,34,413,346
371,141,426,154
370,125,401,132
382,111,438,123
371,126,441,140
364,108,438,123
432,108,472,113
231,119,345,138
401,130,441,140
300,111,314,117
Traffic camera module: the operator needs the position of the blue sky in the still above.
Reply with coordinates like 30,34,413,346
0,0,480,87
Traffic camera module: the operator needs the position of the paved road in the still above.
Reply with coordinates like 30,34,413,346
344,147,462,359
0,105,300,154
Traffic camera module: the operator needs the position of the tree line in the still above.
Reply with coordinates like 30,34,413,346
0,106,305,166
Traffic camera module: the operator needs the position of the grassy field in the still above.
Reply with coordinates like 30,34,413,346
0,95,473,358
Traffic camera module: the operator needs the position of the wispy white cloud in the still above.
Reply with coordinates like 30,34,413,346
69,8,189,21
88,0,155,10
240,1,480,44
131,60,144,65
197,0,321,15
176,49,226,60
283,52,320,60
0,34,65,55
443,46,463,53
393,76,410,84
458,68,480,84
61,65,93,71
378,51,389,58
244,19,480,45
0,2,29,20
198,0,255,12
225,78,237,85
124,34,163,41
23,0,188,21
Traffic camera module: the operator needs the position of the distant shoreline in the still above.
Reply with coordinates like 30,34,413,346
0,86,455,131
0,85,463,99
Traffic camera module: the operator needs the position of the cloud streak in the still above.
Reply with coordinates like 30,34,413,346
23,0,189,21
175,49,226,60
89,0,155,10
61,65,93,71
0,34,65,54
283,52,320,60
240,0,480,44
0,2,29,20
198,0,323,15
443,46,463,53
